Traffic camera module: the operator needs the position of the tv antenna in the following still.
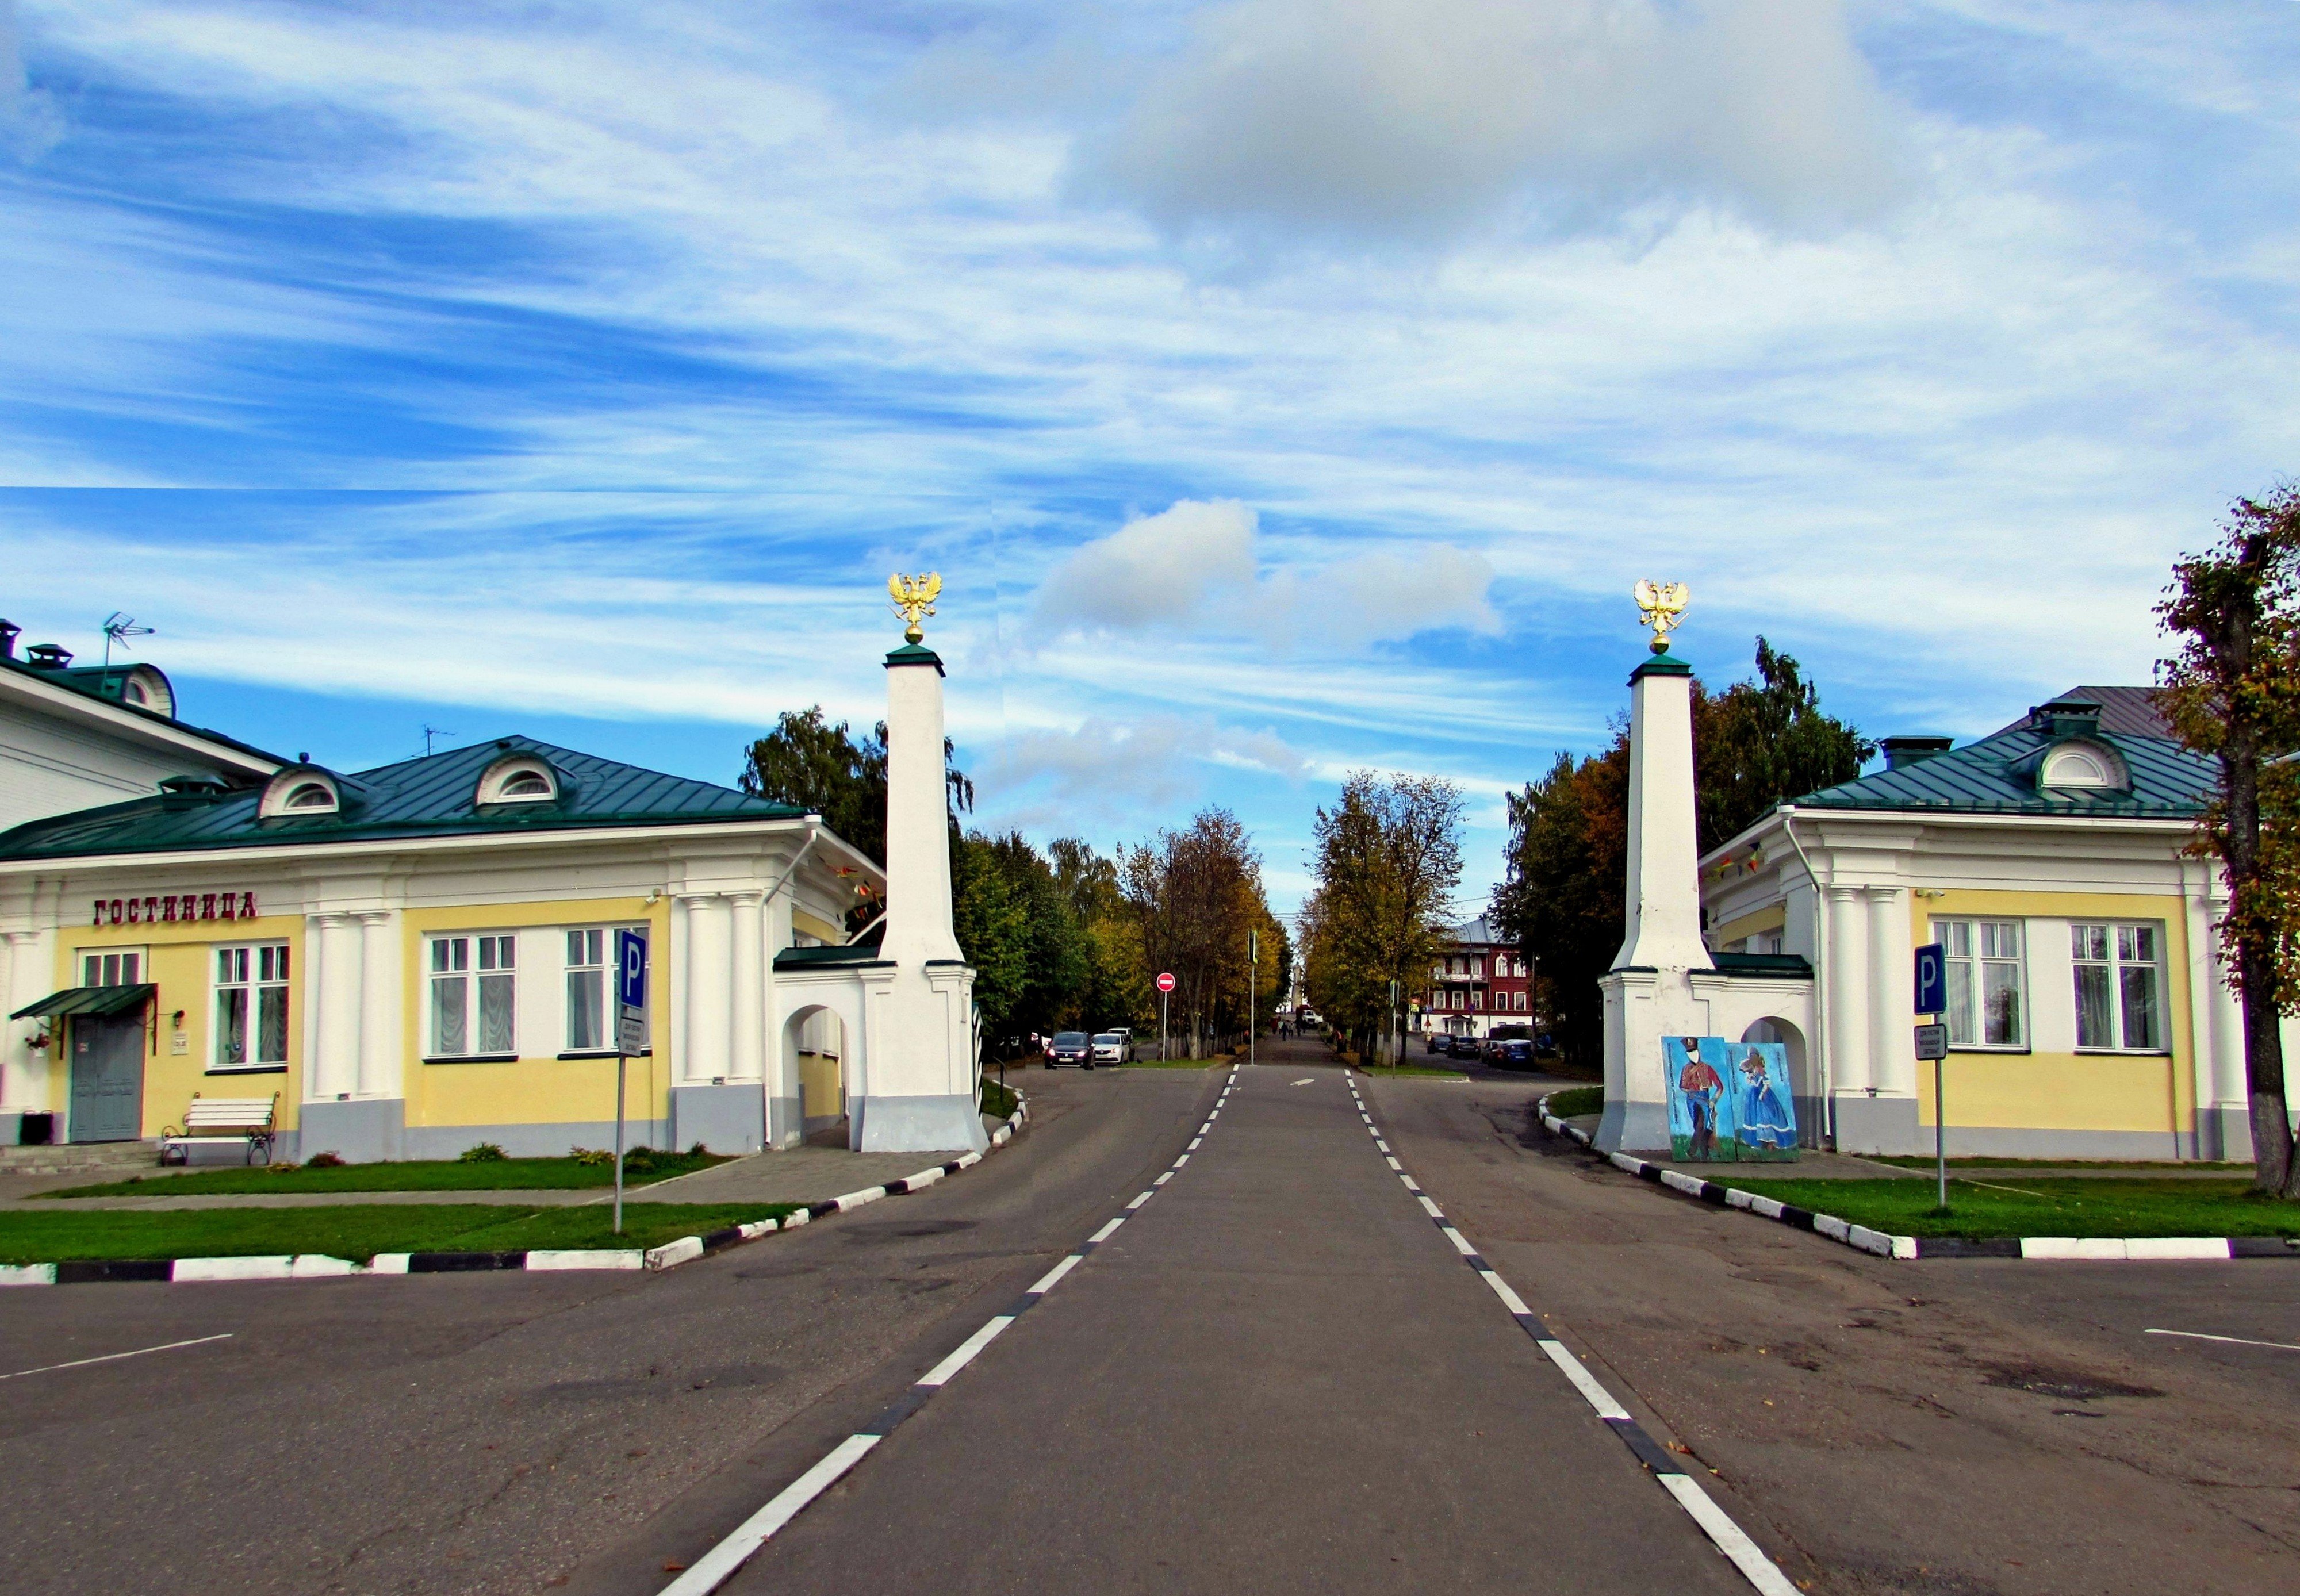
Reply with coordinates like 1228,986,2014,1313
423,724,454,756
101,612,154,668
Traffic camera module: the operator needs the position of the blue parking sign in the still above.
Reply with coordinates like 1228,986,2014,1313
615,927,648,1052
1914,941,1948,1018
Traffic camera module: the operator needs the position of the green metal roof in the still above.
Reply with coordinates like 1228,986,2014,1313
1794,724,2215,818
0,653,285,767
774,925,888,969
0,736,806,861
12,983,155,1020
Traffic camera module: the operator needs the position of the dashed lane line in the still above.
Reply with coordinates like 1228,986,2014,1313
658,1066,1243,1596
1344,1072,1799,1596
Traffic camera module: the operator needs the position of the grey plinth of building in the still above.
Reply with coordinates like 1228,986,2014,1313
851,1092,990,1154
299,1096,405,1163
1594,1096,1670,1155
1830,1093,1922,1157
668,1082,768,1156
767,1091,804,1150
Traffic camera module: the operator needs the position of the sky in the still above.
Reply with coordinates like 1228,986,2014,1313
3,1,2297,914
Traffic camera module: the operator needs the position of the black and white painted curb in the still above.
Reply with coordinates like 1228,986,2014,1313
0,1099,1030,1290
1354,1073,1799,1596
1534,1093,2300,1264
657,1067,1239,1595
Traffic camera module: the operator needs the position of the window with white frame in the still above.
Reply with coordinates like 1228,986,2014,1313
214,943,290,1068
562,929,642,1052
79,948,145,987
2072,923,2164,1052
1934,919,2024,1047
430,934,516,1057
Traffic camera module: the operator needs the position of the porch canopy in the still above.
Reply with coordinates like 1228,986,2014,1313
11,983,155,1020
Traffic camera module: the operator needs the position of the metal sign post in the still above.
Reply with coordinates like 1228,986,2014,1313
1156,970,1175,1062
1914,941,1949,1208
613,927,649,1237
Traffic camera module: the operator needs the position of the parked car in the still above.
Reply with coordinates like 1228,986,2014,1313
1046,1031,1093,1068
1090,1031,1132,1065
1426,1031,1448,1054
1489,1038,1536,1070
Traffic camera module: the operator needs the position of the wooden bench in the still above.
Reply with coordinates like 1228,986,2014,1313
160,1094,279,1165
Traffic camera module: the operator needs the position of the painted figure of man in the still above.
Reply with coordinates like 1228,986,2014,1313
1676,1036,1723,1158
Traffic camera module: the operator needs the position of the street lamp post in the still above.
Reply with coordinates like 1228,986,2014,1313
1248,927,1258,1071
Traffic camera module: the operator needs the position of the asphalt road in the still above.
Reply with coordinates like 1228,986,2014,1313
0,1064,1209,1596
1364,1058,2300,1595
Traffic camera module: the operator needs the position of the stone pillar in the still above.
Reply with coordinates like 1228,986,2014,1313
1856,885,1918,1154
356,912,397,1099
1,930,35,1139
1825,883,1871,1098
731,892,765,1083
667,891,764,1153
313,914,362,1102
297,911,404,1163
1596,643,1711,1154
2204,911,2252,1163
762,881,801,1148
850,638,984,1154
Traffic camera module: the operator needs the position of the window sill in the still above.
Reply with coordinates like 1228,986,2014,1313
1946,1046,2030,1055
423,1053,519,1065
557,1049,655,1060
2072,1048,2171,1057
205,1064,288,1076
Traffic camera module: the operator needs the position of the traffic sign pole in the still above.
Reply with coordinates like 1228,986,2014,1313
1248,930,1258,1072
1156,971,1175,1063
613,928,650,1238
1914,941,1949,1210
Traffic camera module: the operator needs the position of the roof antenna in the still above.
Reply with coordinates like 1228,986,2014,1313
423,724,454,757
101,612,154,669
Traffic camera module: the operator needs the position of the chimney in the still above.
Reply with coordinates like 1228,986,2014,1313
2031,699,2102,739
1881,735,1953,770
25,643,72,670
0,620,17,659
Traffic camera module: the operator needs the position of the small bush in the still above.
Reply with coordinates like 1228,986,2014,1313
568,1146,614,1167
458,1142,507,1163
305,1152,345,1169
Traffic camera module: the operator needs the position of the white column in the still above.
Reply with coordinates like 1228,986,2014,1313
730,891,765,1082
1867,886,1914,1099
881,652,964,968
1614,654,1711,972
355,912,399,1099
683,893,731,1083
313,914,363,1100
1,931,24,1108
1826,886,1871,1095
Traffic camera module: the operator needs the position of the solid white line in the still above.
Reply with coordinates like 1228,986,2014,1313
1658,1474,1804,1596
657,1433,882,1596
1028,1254,1084,1294
0,1332,232,1382
2146,1327,2300,1353
918,1315,1016,1386
1088,1216,1126,1244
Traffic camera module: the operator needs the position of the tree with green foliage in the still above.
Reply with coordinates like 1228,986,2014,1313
738,707,974,864
951,834,1029,1033
1303,773,1463,1064
2157,487,2300,1198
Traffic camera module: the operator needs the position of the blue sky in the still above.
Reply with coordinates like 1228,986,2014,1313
4,1,2298,912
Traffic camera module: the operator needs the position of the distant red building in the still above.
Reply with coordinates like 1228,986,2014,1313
1416,917,1532,1039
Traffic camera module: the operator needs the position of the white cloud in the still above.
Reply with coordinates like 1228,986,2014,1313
1074,0,1909,248
0,0,62,158
982,712,1307,819
1031,498,1258,630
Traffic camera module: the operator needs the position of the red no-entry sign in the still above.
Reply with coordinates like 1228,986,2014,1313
1156,971,1176,993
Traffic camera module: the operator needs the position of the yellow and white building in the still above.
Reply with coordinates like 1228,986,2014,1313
0,621,984,1160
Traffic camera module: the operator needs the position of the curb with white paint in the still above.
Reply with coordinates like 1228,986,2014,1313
1354,1073,1800,1596
0,1098,1030,1290
657,1066,1239,1595
1533,1093,2299,1264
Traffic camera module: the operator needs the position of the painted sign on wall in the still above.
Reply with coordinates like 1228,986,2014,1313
1663,1035,1799,1163
91,892,258,926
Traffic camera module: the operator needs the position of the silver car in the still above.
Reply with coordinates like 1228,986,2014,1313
1090,1031,1132,1064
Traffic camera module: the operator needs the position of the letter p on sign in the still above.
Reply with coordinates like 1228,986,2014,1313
1914,942,1947,1018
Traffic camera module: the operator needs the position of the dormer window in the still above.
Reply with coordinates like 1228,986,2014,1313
477,755,560,805
259,767,341,818
2038,739,2129,793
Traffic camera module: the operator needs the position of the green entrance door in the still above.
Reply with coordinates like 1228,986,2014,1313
69,1014,147,1142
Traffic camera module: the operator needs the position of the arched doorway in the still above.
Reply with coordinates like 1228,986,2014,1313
1741,1017,1816,1149
784,1004,849,1144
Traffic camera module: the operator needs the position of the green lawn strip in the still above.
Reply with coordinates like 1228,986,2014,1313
979,1078,1019,1119
0,1202,799,1265
1716,1177,2300,1240
1543,1085,1604,1118
1860,1154,2253,1172
41,1152,730,1200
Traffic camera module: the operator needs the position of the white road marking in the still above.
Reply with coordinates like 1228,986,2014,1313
1154,1171,1174,1185
1028,1255,1084,1294
657,1434,883,1596
1658,1475,1804,1596
1088,1216,1126,1244
1479,1270,1531,1316
0,1332,232,1382
1416,1195,1444,1218
1536,1338,1632,1421
918,1315,1017,1386
1128,1191,1155,1209
1290,1077,1316,1086
2146,1327,2300,1353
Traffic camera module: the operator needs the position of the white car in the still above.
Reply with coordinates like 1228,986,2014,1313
1090,1031,1133,1064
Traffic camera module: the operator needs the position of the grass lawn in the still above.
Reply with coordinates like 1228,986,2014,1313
1719,1177,2300,1240
42,1151,729,1200
980,1077,1019,1119
1543,1086,1604,1118
0,1202,800,1264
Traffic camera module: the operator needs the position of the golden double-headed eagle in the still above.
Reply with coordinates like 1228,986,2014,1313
889,571,942,644
1634,579,1689,652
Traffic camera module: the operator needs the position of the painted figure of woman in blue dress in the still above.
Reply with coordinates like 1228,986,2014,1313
1734,1046,1796,1154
